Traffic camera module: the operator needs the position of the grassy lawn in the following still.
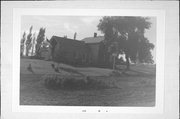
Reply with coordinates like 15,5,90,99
20,58,155,106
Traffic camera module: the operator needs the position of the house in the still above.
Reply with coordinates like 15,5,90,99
49,33,113,67
50,36,91,66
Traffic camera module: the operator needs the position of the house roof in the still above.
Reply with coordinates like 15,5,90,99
50,36,89,50
50,36,84,43
81,36,104,43
50,35,90,53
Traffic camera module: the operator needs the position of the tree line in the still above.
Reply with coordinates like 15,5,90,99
20,26,46,58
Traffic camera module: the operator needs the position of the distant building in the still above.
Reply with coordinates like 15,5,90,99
39,40,52,60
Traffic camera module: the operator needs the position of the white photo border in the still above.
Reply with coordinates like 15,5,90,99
12,8,165,114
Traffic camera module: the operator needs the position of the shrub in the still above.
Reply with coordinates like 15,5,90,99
62,76,88,90
109,70,122,76
42,74,111,90
42,74,65,90
85,76,109,89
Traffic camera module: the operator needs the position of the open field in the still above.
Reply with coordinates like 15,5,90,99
20,58,155,106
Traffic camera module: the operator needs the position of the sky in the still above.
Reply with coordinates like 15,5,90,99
21,16,103,40
21,16,156,62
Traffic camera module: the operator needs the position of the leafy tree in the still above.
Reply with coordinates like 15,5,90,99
138,37,154,64
20,32,26,56
26,26,33,56
35,27,46,58
97,16,154,70
31,32,36,56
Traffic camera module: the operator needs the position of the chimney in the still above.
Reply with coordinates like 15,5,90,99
94,32,97,38
74,32,77,40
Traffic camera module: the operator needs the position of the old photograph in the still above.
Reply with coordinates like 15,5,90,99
19,15,156,106
2,1,179,118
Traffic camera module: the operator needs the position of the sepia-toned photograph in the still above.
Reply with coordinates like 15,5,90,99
20,15,156,106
